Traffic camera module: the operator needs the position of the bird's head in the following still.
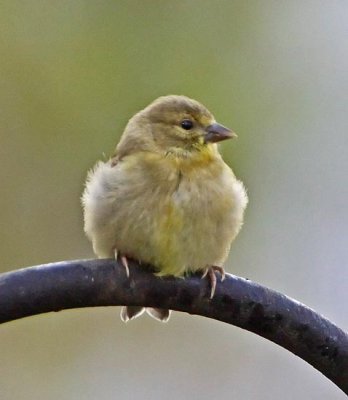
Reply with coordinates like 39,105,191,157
115,95,237,160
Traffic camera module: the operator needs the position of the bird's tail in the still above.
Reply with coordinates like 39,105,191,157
120,306,171,322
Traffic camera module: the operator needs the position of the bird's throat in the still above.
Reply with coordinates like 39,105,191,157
165,144,217,170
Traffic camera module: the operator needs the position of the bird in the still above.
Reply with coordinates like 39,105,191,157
82,95,248,322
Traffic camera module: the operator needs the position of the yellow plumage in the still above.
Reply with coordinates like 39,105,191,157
82,95,248,322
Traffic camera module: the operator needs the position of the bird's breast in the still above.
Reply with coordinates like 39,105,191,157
88,152,247,276
129,154,243,275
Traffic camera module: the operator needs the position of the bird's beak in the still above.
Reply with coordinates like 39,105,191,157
204,122,237,143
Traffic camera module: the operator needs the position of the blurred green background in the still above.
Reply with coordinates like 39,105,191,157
0,1,347,399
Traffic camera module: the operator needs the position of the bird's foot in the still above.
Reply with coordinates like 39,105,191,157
201,265,226,299
114,249,130,278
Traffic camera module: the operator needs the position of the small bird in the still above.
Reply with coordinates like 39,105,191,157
82,95,248,322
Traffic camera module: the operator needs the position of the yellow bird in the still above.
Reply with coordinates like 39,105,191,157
82,95,248,322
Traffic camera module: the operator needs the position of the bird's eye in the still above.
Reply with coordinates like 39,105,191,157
181,119,193,130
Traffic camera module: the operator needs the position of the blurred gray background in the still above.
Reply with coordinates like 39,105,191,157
0,1,347,399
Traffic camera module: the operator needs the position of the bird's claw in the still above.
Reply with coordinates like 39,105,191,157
114,250,130,278
202,265,226,299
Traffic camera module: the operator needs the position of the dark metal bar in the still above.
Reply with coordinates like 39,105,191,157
0,259,347,394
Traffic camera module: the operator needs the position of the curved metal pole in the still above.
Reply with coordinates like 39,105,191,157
0,259,347,394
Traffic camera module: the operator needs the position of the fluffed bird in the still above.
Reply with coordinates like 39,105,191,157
82,95,248,322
